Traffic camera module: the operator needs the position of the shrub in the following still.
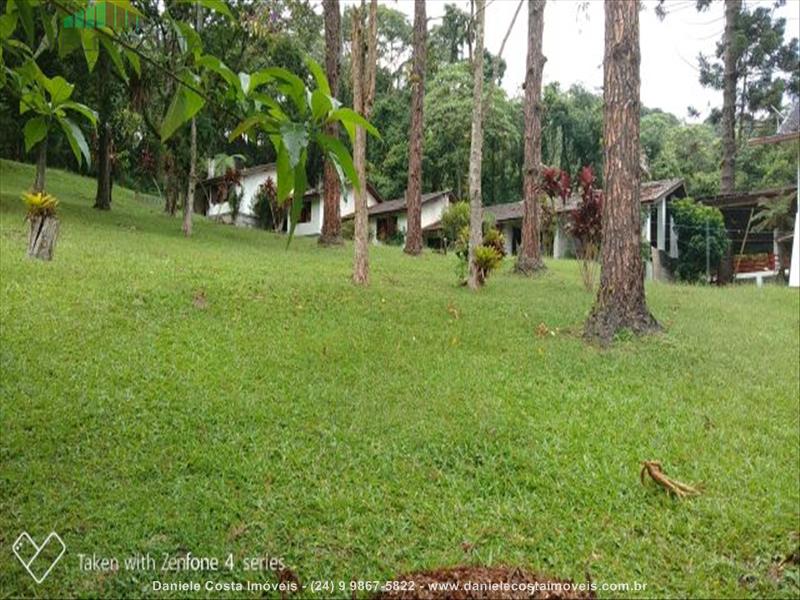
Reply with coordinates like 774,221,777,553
253,177,288,232
567,166,603,290
482,227,506,257
386,228,406,246
454,225,505,285
341,219,355,240
473,244,503,283
441,201,470,245
670,197,729,282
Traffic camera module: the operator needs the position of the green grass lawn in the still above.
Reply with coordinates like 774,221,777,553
1,158,798,599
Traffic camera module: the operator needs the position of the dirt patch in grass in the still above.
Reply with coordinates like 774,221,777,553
375,566,596,599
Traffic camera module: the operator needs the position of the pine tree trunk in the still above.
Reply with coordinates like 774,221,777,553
319,0,343,246
94,51,113,210
404,0,427,256
516,0,547,275
720,0,741,195
467,0,486,290
351,1,377,285
183,117,196,237
584,0,659,344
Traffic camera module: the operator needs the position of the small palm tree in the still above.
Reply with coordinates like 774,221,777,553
752,194,795,280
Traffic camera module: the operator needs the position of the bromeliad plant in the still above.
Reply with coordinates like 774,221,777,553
21,191,58,217
21,190,60,260
228,57,379,243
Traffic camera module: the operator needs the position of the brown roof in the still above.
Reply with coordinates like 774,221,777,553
697,186,797,208
421,201,524,231
640,178,685,204
427,179,687,229
485,201,523,222
369,190,453,217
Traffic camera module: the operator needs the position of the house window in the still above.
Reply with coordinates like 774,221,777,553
299,199,312,223
376,216,398,241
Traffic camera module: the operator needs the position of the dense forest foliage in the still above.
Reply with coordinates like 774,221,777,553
0,0,796,206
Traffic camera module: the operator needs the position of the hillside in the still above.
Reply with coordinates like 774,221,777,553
1,159,798,598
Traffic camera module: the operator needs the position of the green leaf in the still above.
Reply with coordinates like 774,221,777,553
177,0,233,19
23,116,47,152
42,11,56,48
43,75,74,105
99,36,128,82
161,75,205,142
196,54,238,89
175,21,202,58
329,107,380,139
305,56,330,96
79,29,99,72
16,0,33,45
316,132,360,194
250,92,286,120
61,101,98,126
310,89,332,122
58,27,81,59
286,150,308,246
57,116,90,167
0,13,18,40
279,122,308,168
257,67,306,113
246,69,274,94
274,139,292,206
123,48,140,77
228,113,276,141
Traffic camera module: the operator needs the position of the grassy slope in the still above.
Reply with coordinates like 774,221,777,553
0,159,798,599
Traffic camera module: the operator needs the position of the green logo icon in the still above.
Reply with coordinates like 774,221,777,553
63,1,140,31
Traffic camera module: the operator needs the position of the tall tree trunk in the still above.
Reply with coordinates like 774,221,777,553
584,0,659,343
352,0,377,285
33,137,47,193
182,4,200,237
319,0,343,246
466,0,486,290
183,117,196,237
404,0,427,256
720,0,741,195
94,51,113,210
516,0,547,275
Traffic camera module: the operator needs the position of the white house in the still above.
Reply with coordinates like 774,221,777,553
481,178,686,280
366,190,455,244
201,163,383,235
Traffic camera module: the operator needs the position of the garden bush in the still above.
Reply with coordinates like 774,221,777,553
670,197,729,282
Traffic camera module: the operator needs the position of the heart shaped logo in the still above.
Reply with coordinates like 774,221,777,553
12,531,66,584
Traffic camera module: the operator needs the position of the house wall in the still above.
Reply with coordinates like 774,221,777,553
207,167,275,227
208,166,378,236
369,196,450,244
553,220,573,259
290,189,379,236
501,222,515,255
657,198,666,251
